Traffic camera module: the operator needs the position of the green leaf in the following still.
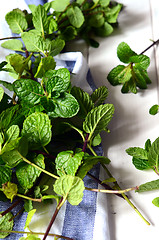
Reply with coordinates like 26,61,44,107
1,39,24,52
2,182,18,202
24,209,36,230
48,39,65,57
48,17,58,34
152,197,159,207
77,155,110,179
149,104,159,115
51,0,70,12
107,65,132,86
9,53,32,76
126,147,148,160
94,22,113,37
52,92,79,118
105,4,123,23
137,179,159,192
21,32,46,54
0,166,12,187
55,151,84,176
1,137,28,168
0,87,4,102
132,157,150,170
83,104,114,139
99,0,110,7
0,212,14,238
32,5,48,36
92,133,102,146
145,139,151,152
67,6,84,28
19,234,41,240
0,61,7,71
16,154,45,190
24,200,33,212
5,9,28,34
91,86,108,106
89,13,104,28
13,79,44,105
60,26,77,41
5,125,20,143
22,112,52,149
117,42,137,64
34,56,56,78
54,175,85,205
129,54,150,70
148,137,159,168
71,86,94,118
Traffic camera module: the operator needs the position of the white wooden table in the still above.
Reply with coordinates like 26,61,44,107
68,0,159,239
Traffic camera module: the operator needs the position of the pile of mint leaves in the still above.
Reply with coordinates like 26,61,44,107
0,0,125,239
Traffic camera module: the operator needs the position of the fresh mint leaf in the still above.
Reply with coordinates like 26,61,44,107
92,133,102,146
83,104,114,140
24,209,36,230
148,137,159,168
0,166,12,187
5,125,20,143
5,9,28,34
129,55,150,70
60,26,77,41
152,197,159,207
0,80,13,92
137,179,159,192
51,0,70,12
34,56,56,78
0,87,4,102
2,182,17,202
32,5,48,37
132,157,150,170
89,13,104,28
105,4,123,23
126,147,148,160
13,79,44,105
67,6,84,28
99,0,110,7
0,212,14,238
145,139,151,152
52,93,79,118
54,175,85,205
19,234,41,240
1,39,24,52
55,150,84,176
94,22,113,37
16,154,45,190
117,42,137,64
91,86,108,106
71,86,94,118
22,112,52,149
77,155,110,179
48,39,65,57
24,200,33,212
149,104,159,115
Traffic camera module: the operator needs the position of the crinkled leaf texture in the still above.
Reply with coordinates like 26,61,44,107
16,154,45,191
55,150,84,176
54,175,85,205
148,137,159,168
90,86,108,107
83,104,114,139
0,165,12,186
0,212,14,238
137,179,159,192
22,112,52,149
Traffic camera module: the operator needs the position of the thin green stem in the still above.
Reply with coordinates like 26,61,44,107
85,186,138,194
20,154,59,180
16,194,42,202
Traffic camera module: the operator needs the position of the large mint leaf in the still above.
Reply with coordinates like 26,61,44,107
137,179,159,192
1,39,24,52
107,65,132,86
13,79,44,105
117,42,137,64
52,92,79,118
129,55,150,70
48,39,65,57
0,212,14,238
54,175,85,205
51,0,70,12
16,154,45,190
32,5,48,36
22,112,52,149
5,9,28,34
22,32,46,54
67,6,84,28
55,151,84,176
83,104,114,139
71,86,94,118
132,157,150,170
90,86,108,107
126,147,148,160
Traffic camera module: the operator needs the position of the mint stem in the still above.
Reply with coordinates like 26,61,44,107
140,39,159,55
82,133,89,152
42,197,64,240
0,198,22,217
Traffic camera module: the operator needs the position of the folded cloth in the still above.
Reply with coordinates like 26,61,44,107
0,1,110,240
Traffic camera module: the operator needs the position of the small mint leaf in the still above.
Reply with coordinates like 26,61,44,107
149,104,159,115
117,42,137,64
